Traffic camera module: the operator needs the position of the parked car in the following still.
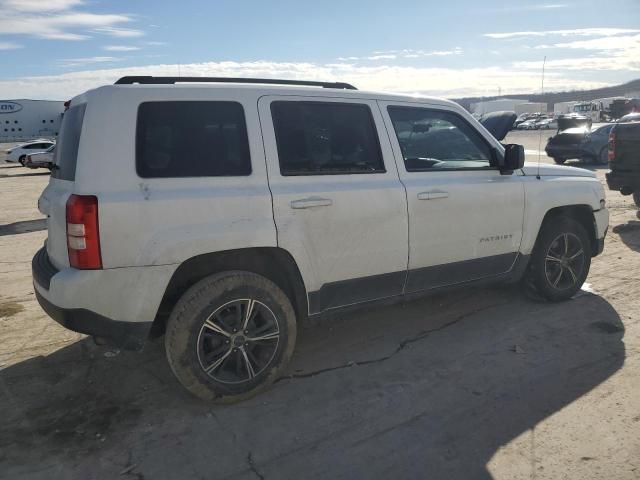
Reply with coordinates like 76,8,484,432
25,145,55,169
33,76,608,402
518,119,539,130
536,118,558,130
5,139,55,165
545,123,614,165
514,113,533,129
606,113,640,207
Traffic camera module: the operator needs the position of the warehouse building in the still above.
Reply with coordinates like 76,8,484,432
470,98,527,115
0,99,64,142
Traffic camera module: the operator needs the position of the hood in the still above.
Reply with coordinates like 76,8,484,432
479,111,517,141
520,162,596,178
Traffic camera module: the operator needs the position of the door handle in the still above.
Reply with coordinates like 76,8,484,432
290,197,333,209
417,190,449,200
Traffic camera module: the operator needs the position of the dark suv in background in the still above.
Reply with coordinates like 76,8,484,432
546,116,612,165
606,113,640,207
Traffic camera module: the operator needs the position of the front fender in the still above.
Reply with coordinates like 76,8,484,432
520,176,605,255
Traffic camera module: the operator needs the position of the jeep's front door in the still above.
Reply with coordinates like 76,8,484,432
258,96,408,314
380,102,525,293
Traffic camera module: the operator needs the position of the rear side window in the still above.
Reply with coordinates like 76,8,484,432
136,101,251,178
52,103,86,181
271,101,385,175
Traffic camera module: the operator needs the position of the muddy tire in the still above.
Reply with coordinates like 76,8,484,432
165,271,297,403
633,191,640,208
524,216,591,301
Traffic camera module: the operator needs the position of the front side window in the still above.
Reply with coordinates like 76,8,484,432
387,106,494,171
271,101,385,175
136,101,251,178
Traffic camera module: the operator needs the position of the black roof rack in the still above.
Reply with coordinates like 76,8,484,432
114,76,357,90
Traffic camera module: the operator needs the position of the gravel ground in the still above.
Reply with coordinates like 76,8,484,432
0,131,638,480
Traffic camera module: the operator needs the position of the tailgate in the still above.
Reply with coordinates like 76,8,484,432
615,123,640,167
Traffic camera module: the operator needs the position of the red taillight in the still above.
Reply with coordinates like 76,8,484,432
66,194,102,269
608,132,616,162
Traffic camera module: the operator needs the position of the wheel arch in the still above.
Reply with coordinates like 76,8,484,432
151,247,308,336
534,205,598,257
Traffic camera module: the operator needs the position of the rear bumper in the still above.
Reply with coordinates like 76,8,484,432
545,144,590,160
606,170,640,193
34,289,151,350
32,246,177,350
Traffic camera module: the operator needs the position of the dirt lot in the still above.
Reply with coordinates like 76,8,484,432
1,132,639,480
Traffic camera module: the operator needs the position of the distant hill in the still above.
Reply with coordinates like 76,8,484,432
454,78,640,111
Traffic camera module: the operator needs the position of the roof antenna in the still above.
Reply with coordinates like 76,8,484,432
536,56,546,180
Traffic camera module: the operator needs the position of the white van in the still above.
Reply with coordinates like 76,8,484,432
33,76,608,402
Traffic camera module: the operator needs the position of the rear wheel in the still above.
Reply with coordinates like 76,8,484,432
633,191,640,208
524,216,591,301
553,157,566,165
165,271,297,403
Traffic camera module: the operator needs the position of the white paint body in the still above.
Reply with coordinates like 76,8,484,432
35,84,609,324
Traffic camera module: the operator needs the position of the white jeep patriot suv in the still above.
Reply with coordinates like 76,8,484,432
33,76,609,402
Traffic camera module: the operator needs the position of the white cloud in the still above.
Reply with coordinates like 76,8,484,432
144,41,166,46
0,59,611,100
340,48,462,62
367,54,397,60
514,56,640,71
2,0,83,11
534,3,567,8
103,45,140,51
94,26,144,38
0,1,139,40
520,33,640,72
535,33,640,51
491,3,568,11
59,56,120,67
485,28,640,39
0,41,22,49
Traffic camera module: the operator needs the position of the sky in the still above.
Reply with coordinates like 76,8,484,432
0,0,639,100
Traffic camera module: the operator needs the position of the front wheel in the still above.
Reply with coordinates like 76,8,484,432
524,216,591,301
553,157,566,165
18,155,26,166
165,271,297,403
633,191,640,208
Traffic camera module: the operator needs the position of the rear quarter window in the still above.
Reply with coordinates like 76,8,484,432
136,101,251,178
52,104,86,181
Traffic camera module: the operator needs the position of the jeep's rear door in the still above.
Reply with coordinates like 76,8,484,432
258,95,408,315
380,101,525,293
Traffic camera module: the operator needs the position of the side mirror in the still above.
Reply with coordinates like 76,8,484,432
500,144,525,175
